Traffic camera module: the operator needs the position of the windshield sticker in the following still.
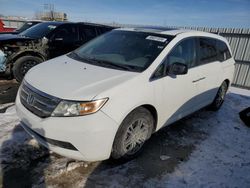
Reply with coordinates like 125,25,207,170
146,36,167,42
48,25,57,30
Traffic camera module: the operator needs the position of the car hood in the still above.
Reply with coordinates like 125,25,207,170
0,34,34,42
0,31,18,35
24,55,138,101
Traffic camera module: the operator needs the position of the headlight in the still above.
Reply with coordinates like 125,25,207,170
51,98,108,117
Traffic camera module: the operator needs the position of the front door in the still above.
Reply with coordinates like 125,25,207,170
153,38,201,127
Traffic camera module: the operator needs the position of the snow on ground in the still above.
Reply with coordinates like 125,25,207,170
229,87,250,97
149,92,250,188
0,87,249,187
0,104,88,187
0,105,22,176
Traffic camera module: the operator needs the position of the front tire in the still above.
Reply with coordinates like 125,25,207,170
209,81,228,111
13,56,43,82
111,107,154,161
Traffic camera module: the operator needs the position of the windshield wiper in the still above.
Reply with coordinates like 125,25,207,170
68,52,84,61
80,55,131,70
96,60,135,71
69,53,100,64
68,53,141,72
85,56,139,71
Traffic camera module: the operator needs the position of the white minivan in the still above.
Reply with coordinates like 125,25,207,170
16,28,235,161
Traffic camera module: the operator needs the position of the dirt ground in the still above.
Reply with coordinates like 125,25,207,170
0,79,19,105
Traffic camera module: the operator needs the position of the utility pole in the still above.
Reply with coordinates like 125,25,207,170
43,3,55,21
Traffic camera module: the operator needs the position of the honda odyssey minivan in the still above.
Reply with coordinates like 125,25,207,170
16,28,235,161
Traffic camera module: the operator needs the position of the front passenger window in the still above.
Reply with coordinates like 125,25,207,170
166,38,196,68
152,38,196,79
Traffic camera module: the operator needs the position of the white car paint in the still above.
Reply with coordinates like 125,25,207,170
25,55,138,101
16,28,235,161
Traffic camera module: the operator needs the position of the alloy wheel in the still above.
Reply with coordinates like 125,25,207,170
122,118,150,155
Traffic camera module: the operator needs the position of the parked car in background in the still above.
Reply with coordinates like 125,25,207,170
0,18,15,33
16,28,235,161
0,20,42,35
0,21,114,81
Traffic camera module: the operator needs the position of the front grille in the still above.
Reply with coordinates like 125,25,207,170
20,81,61,118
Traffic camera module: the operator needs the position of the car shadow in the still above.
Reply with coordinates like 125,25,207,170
83,87,231,187
84,108,214,187
0,125,50,188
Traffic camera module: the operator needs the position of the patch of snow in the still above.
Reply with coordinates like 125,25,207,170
0,105,20,147
229,86,250,97
160,155,171,161
0,103,15,111
149,93,250,188
27,139,40,148
66,161,85,171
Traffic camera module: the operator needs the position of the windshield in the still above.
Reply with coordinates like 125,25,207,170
16,22,39,33
20,22,60,38
70,30,174,72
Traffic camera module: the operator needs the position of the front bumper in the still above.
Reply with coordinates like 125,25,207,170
16,91,119,161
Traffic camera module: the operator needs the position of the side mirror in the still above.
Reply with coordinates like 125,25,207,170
168,62,188,75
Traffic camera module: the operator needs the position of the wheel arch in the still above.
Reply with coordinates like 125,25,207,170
224,79,230,87
119,104,158,133
111,103,159,160
9,50,46,66
141,104,158,133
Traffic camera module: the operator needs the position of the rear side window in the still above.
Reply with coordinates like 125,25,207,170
198,38,217,64
51,24,78,42
79,25,97,42
98,27,113,34
217,40,231,61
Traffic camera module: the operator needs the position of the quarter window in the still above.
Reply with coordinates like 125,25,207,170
198,38,217,64
217,40,231,61
52,24,78,42
79,26,97,42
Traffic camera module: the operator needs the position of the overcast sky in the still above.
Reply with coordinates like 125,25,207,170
0,0,250,28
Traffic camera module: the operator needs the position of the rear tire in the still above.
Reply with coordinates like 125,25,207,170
111,107,154,161
209,81,228,111
13,56,43,82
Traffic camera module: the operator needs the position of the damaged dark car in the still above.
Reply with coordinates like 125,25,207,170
0,21,114,81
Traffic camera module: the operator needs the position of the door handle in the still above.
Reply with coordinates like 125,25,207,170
54,38,63,41
192,77,206,83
